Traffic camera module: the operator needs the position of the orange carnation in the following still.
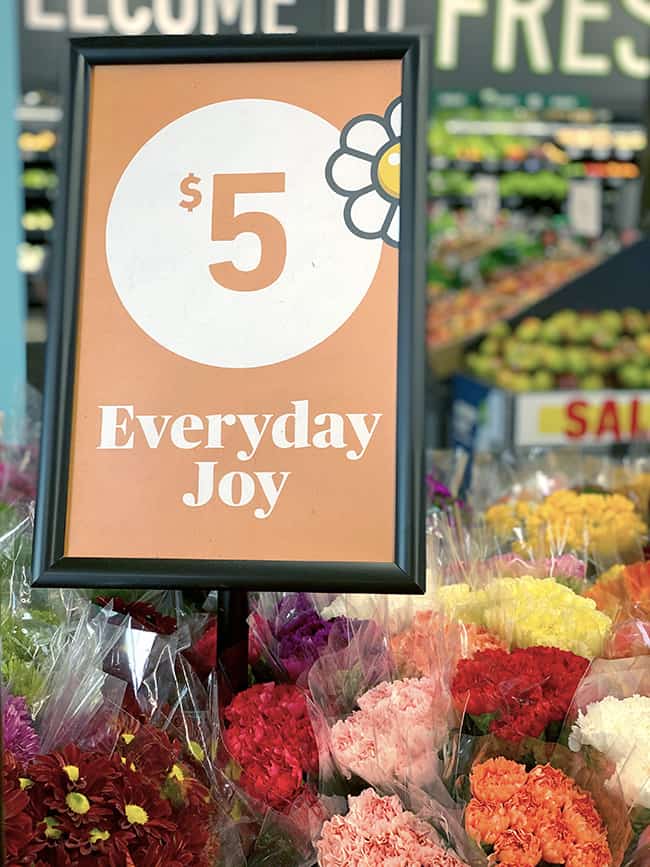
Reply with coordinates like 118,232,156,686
537,815,576,864
489,828,543,866
464,799,509,845
526,764,573,810
565,840,612,867
506,788,543,834
564,793,607,845
470,758,527,804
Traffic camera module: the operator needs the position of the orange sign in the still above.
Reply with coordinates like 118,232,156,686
33,36,428,592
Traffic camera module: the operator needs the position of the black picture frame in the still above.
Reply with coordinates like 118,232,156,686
32,33,429,593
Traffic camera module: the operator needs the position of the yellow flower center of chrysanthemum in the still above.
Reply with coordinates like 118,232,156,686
44,816,62,839
19,778,33,790
119,756,136,771
63,765,80,782
376,143,400,199
187,740,205,762
66,792,91,814
89,828,111,844
168,764,185,782
121,732,136,745
125,804,149,825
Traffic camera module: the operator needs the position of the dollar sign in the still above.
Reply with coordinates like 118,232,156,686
179,172,202,212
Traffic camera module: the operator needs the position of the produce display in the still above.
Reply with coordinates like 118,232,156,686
465,308,650,392
427,249,599,351
5,440,650,866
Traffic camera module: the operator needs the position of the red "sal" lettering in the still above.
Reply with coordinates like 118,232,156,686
565,400,588,439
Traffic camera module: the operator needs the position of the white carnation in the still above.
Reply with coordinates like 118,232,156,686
570,694,650,807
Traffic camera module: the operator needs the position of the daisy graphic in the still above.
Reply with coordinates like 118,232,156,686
326,97,401,247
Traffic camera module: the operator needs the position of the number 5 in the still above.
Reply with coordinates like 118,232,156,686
210,172,286,292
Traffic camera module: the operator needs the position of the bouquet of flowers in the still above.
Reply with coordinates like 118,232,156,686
451,734,632,867
248,593,365,684
566,656,650,813
466,757,613,865
391,610,505,679
316,786,477,867
440,576,612,658
3,722,224,866
328,674,456,788
221,682,319,814
452,646,589,742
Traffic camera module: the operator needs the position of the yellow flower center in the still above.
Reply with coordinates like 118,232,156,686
66,792,91,815
187,740,205,762
89,828,111,844
376,143,400,199
19,778,33,790
63,765,80,782
168,764,185,782
121,732,136,745
125,803,149,825
44,817,62,839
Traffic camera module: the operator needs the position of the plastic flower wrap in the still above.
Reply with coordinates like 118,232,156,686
316,786,475,867
391,610,506,679
249,593,365,684
440,576,612,658
328,675,456,788
486,490,647,566
2,689,40,762
3,722,224,866
587,562,650,620
466,758,613,865
222,682,319,814
452,736,632,867
452,646,589,742
566,656,650,816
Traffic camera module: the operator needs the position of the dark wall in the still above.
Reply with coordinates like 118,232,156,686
19,1,650,118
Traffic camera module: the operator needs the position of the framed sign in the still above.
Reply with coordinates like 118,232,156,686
33,34,428,592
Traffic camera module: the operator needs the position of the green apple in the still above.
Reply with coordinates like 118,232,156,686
580,374,605,390
589,350,609,373
599,310,623,334
532,370,554,391
574,316,598,344
488,321,511,340
567,348,589,376
618,364,645,389
592,330,617,350
515,317,542,342
540,320,563,344
479,337,500,356
623,308,646,335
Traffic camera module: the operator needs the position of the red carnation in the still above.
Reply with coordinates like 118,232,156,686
223,682,318,813
452,646,589,742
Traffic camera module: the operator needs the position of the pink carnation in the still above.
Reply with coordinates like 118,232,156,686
330,677,453,787
317,789,469,867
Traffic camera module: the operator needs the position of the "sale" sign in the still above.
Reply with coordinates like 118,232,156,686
514,391,650,447
33,35,428,592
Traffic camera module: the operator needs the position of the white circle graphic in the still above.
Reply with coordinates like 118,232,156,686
106,99,383,368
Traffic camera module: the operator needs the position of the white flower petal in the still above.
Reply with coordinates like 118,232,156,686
343,117,389,157
329,151,372,194
388,100,402,138
347,189,391,236
384,205,400,245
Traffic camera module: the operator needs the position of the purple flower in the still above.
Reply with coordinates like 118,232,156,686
425,474,467,513
2,691,40,763
272,594,357,681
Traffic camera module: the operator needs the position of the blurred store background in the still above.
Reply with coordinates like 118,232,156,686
11,0,650,453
